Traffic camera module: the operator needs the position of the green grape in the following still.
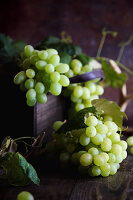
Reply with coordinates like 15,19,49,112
50,72,60,82
67,83,77,90
96,123,108,134
55,63,69,73
108,153,116,163
26,69,35,78
115,163,120,169
89,95,99,101
26,98,36,107
45,64,55,74
91,134,103,145
46,48,58,59
95,85,104,95
110,144,122,155
127,136,133,146
53,121,64,131
109,133,120,143
88,147,99,156
73,86,83,98
23,58,31,69
66,143,75,153
24,45,34,57
35,60,47,70
86,126,96,137
59,152,70,163
101,171,110,177
82,64,93,73
101,138,112,152
49,54,60,66
59,75,70,87
103,115,112,122
118,140,127,151
121,151,127,159
100,163,110,173
79,134,90,146
83,99,92,108
30,55,39,65
80,153,92,166
100,152,109,162
42,73,51,93
71,153,79,165
14,71,26,85
50,82,62,96
38,50,48,60
17,191,34,200
70,59,82,69
109,163,117,175
73,65,82,74
115,154,123,163
75,103,85,112
92,166,101,176
65,69,74,78
85,82,96,94
26,89,36,101
37,93,47,104
25,79,35,90
71,94,82,103
86,116,98,127
35,82,45,94
82,87,90,100
77,151,87,159
94,154,105,166
104,121,118,133
32,50,39,55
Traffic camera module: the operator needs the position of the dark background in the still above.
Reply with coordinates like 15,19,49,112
0,0,133,139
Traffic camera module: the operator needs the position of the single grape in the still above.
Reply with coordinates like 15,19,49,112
35,60,47,70
26,98,36,107
96,123,108,134
75,103,85,112
70,59,82,69
45,64,55,74
127,136,133,146
115,154,123,163
73,65,82,74
95,85,104,95
109,163,117,175
80,153,92,166
121,151,127,159
101,171,110,177
26,89,36,101
91,134,103,145
25,79,35,90
100,163,110,173
82,64,93,73
46,48,58,59
86,116,98,127
118,140,127,151
73,86,83,98
108,153,116,163
85,82,96,93
26,69,35,78
101,138,112,152
59,75,70,87
83,99,92,108
35,82,45,94
99,152,109,162
53,121,64,131
24,45,34,57
88,147,99,156
55,63,69,73
92,166,101,176
37,93,47,104
86,126,96,137
50,72,60,82
110,144,122,155
71,94,82,103
38,50,48,60
94,154,105,166
17,191,34,200
109,133,120,143
30,55,39,65
82,87,90,100
79,134,90,146
104,121,118,133
50,83,62,96
48,54,60,66
14,71,26,85
65,69,74,78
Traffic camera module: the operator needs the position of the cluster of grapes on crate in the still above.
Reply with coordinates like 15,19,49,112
47,114,127,177
14,45,70,106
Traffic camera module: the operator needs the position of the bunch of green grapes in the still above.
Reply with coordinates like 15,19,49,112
13,45,70,106
46,115,127,177
64,59,104,112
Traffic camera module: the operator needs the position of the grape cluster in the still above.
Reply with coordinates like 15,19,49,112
13,45,70,106
64,59,104,112
46,115,127,177
126,136,133,154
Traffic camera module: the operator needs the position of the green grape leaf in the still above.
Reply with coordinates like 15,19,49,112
59,52,71,64
36,35,82,56
12,40,26,55
0,152,40,186
75,54,92,65
57,106,97,134
0,34,15,57
92,98,127,130
101,59,128,88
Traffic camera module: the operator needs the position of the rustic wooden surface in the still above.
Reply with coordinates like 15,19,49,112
1,0,133,200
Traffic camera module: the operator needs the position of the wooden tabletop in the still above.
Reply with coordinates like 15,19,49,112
0,154,133,200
